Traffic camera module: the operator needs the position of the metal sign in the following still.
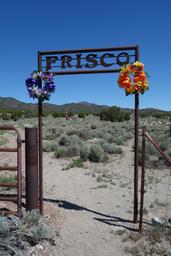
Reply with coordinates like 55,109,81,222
38,46,138,75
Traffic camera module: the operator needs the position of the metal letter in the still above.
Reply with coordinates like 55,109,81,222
116,52,129,66
100,53,114,67
46,56,58,70
61,55,72,69
85,54,98,68
76,54,83,69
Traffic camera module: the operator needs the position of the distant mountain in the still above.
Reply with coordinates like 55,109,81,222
0,97,109,113
140,108,168,113
0,97,170,114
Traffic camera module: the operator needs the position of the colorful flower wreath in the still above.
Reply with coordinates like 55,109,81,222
25,71,55,102
117,61,149,96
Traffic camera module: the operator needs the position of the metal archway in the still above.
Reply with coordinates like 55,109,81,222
37,45,140,223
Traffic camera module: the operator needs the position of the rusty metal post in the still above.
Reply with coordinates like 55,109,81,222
133,46,140,223
25,128,39,211
38,51,43,214
139,127,146,232
134,93,139,223
17,134,22,216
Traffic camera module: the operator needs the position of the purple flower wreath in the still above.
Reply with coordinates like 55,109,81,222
25,71,55,102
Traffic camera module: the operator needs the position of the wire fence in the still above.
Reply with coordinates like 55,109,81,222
139,127,171,232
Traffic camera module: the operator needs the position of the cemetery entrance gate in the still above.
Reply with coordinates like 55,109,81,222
37,45,140,223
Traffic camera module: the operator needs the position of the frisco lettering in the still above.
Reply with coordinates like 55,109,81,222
45,52,129,70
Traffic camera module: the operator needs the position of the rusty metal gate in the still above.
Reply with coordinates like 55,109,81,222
139,127,171,232
0,126,23,217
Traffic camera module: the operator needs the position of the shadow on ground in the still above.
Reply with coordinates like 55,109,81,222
44,198,138,232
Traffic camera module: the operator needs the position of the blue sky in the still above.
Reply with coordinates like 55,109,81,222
0,0,170,110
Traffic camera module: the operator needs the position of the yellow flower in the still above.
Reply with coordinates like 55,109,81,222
121,66,128,73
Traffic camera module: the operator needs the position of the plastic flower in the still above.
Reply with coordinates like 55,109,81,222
118,62,149,96
25,72,55,102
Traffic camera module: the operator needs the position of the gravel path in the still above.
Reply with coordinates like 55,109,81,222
43,140,137,256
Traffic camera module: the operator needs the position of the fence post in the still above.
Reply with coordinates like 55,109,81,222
25,128,39,211
139,127,146,232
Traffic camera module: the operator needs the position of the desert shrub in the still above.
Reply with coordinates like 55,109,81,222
89,130,104,139
107,135,115,143
100,106,130,122
0,217,9,234
22,209,41,226
65,143,80,157
62,135,81,157
32,220,55,243
78,112,85,118
54,147,65,158
101,133,113,142
66,128,80,137
63,159,84,170
91,124,97,129
22,210,55,243
59,133,70,146
125,131,133,140
44,127,59,140
146,142,158,156
0,112,12,120
51,111,63,118
101,154,109,162
113,136,125,145
138,141,158,164
43,141,58,152
80,144,90,161
78,129,90,140
101,143,123,154
88,144,104,162
157,137,171,151
69,134,81,145
166,148,171,158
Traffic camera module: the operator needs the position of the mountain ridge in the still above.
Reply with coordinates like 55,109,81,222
0,97,170,114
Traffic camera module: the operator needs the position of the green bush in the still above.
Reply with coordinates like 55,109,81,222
80,144,90,161
32,220,55,243
88,144,104,162
78,112,86,118
69,135,81,145
113,136,125,145
0,112,11,120
78,129,90,140
59,134,70,146
101,143,123,154
166,148,171,158
43,141,58,152
63,159,84,170
22,210,41,227
44,127,58,140
54,147,65,158
0,217,9,234
100,106,130,122
91,124,97,129
65,143,80,157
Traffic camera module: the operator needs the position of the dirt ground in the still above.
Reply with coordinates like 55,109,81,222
0,129,171,255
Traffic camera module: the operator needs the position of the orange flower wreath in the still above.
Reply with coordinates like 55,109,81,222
118,61,149,95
